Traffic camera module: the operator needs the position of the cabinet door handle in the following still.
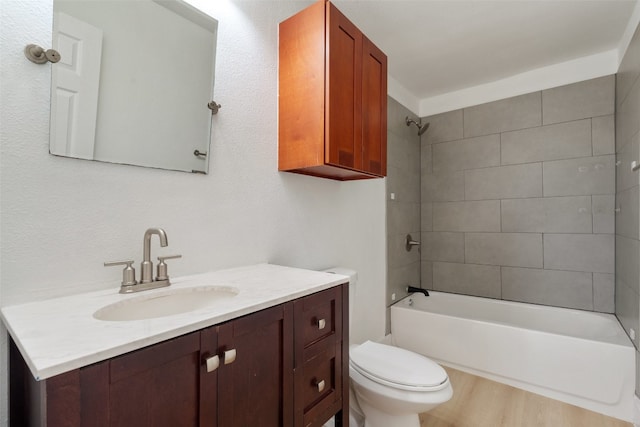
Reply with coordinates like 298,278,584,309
205,355,220,373
224,349,237,365
318,318,326,330
316,379,325,393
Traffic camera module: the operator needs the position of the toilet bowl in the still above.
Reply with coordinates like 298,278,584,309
322,268,452,427
349,340,452,427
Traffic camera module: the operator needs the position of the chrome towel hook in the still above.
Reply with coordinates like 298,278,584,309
24,44,61,64
405,234,421,252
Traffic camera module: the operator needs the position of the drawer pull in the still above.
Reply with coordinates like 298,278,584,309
205,355,220,373
316,379,325,393
318,318,326,330
224,349,237,365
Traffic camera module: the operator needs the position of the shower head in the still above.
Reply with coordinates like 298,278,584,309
405,116,430,136
417,121,430,136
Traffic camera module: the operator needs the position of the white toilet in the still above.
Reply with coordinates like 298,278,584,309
324,268,453,427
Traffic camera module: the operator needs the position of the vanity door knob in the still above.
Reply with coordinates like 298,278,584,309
316,379,325,393
318,318,326,330
224,349,237,365
205,355,220,373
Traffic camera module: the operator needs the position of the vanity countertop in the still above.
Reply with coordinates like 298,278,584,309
1,263,348,380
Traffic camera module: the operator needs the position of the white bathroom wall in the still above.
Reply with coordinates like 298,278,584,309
0,1,387,424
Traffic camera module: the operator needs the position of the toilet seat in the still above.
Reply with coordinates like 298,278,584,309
350,341,449,392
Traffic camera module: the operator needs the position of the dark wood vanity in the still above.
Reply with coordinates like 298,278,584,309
9,284,349,427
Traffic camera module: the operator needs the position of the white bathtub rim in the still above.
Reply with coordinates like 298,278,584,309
397,292,632,348
396,304,633,350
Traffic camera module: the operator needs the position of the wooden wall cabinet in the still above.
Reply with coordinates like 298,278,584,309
9,285,348,427
279,0,387,181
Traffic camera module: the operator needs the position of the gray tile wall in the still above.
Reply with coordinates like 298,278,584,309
421,75,616,312
386,97,421,334
615,23,640,396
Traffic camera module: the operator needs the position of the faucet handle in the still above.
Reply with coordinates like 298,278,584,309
104,260,138,286
156,255,182,281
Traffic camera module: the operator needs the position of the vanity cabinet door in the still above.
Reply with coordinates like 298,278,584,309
9,338,111,427
108,332,208,427
217,303,294,427
9,331,212,427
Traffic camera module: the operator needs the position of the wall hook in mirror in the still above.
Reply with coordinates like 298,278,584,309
194,149,207,158
24,44,61,64
207,101,221,114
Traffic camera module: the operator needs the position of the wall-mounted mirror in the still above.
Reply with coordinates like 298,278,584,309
50,0,218,173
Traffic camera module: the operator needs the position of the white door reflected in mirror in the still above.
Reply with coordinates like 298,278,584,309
50,0,218,174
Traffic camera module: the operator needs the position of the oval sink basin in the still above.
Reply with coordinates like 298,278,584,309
93,286,239,321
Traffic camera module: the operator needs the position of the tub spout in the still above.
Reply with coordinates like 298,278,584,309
407,286,429,297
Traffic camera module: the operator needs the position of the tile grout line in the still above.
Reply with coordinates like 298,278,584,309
591,195,594,234
539,90,543,127
541,232,545,271
591,272,595,312
590,117,594,157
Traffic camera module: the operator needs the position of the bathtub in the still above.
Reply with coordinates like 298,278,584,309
390,291,636,422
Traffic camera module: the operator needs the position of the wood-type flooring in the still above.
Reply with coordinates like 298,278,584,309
420,367,632,427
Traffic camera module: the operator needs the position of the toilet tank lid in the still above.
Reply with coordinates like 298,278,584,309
323,267,357,285
350,341,448,388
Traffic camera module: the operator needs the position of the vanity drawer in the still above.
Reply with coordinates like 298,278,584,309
293,284,348,427
294,286,343,349
297,338,343,427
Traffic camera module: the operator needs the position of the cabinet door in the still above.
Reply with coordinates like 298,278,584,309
362,36,387,176
10,333,211,427
108,332,206,427
326,2,363,172
217,304,294,427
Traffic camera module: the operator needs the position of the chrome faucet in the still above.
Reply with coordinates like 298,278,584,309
141,228,168,283
105,227,181,293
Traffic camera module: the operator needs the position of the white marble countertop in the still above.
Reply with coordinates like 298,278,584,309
1,263,348,380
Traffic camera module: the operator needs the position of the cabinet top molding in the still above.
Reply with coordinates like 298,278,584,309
1,263,349,380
